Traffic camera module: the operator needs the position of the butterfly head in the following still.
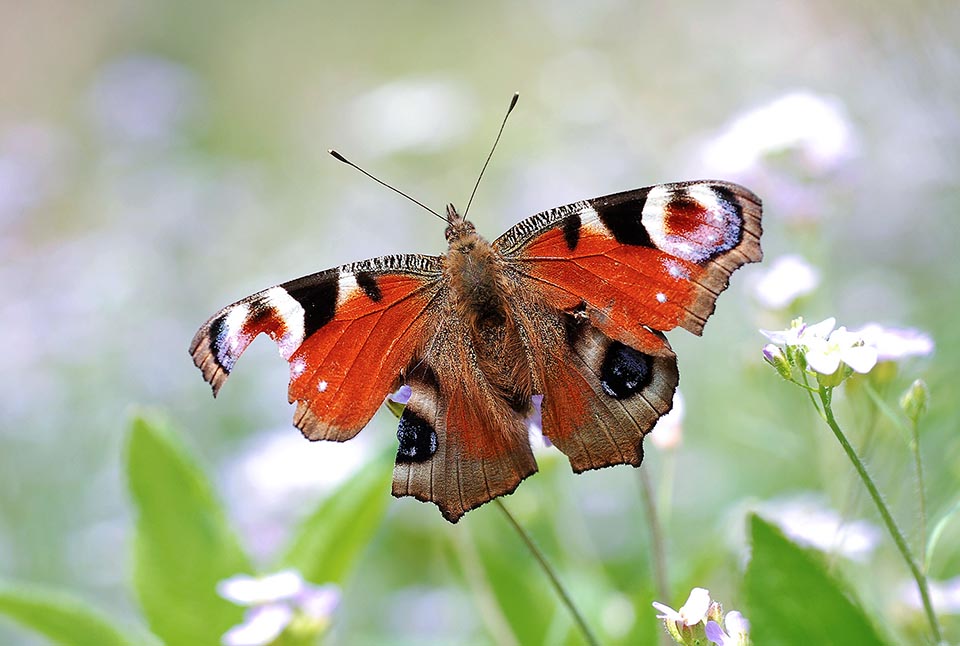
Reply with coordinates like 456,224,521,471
443,203,478,248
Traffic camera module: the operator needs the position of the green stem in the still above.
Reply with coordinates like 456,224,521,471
818,387,942,643
638,468,670,605
495,500,599,646
910,418,929,570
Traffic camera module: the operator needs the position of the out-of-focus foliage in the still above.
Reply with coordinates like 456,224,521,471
1,0,959,644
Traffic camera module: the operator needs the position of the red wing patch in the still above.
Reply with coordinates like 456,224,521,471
190,254,444,442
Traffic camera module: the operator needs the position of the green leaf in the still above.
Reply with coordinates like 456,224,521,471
280,447,393,584
744,514,887,645
127,413,252,646
0,581,154,646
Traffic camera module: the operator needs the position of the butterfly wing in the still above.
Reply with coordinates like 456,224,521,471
495,181,761,469
190,254,444,441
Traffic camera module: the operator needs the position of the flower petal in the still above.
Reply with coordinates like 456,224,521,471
651,601,681,621
679,587,711,625
804,347,841,375
297,584,341,619
841,345,878,374
803,317,836,341
217,570,305,606
724,610,749,637
222,604,293,646
705,620,730,645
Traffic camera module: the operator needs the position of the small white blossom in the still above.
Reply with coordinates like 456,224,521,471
752,255,819,310
852,324,934,362
760,316,835,347
653,587,711,626
803,326,878,375
222,604,294,646
218,570,340,646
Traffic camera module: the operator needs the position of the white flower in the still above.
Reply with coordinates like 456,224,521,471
706,610,750,646
218,570,305,606
218,570,340,646
650,390,684,450
760,316,835,347
760,494,881,562
752,255,819,309
653,587,711,626
804,326,878,375
222,604,294,646
852,324,934,362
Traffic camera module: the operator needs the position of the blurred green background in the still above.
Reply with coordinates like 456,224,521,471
1,0,958,644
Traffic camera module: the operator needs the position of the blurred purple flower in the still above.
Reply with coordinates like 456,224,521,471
760,494,881,562
0,123,70,223
700,91,856,177
527,394,553,450
389,384,412,406
88,55,201,145
752,254,819,310
852,324,934,362
900,575,960,614
706,610,750,646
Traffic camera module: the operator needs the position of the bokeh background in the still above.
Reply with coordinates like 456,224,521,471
2,0,958,644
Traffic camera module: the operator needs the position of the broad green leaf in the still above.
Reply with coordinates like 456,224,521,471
0,581,154,646
744,514,887,645
127,414,251,646
280,447,393,584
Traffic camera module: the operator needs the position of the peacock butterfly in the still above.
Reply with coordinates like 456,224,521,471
189,99,762,523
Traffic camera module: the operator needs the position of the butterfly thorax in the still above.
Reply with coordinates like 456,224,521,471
444,223,509,329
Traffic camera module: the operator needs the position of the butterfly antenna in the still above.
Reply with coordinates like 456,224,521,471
328,149,450,224
463,92,519,218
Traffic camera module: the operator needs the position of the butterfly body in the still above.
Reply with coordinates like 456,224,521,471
191,181,762,522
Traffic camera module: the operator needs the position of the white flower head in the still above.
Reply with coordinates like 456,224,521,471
218,570,340,646
804,326,878,375
852,324,934,362
753,255,819,310
760,316,835,347
653,587,712,626
218,570,305,606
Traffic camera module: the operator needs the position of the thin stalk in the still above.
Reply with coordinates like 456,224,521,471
910,417,929,570
638,468,670,605
495,499,599,646
818,387,942,643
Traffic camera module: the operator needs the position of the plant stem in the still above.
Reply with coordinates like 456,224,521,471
495,499,599,646
818,387,942,643
910,417,929,570
638,468,670,604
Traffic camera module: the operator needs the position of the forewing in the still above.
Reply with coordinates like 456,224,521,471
189,254,444,441
495,181,762,347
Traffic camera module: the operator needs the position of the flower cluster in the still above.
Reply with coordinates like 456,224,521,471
653,587,749,646
218,570,340,646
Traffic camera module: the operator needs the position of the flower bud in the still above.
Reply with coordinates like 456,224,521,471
762,344,792,381
899,379,929,424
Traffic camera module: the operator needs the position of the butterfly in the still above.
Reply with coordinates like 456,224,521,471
190,169,762,522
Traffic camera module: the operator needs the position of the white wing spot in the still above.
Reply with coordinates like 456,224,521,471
291,357,306,378
317,380,328,393
262,287,306,359
656,292,668,303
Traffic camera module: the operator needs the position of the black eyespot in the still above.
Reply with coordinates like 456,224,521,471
595,197,654,246
600,341,653,399
562,213,581,250
284,276,338,337
355,271,383,302
396,409,438,463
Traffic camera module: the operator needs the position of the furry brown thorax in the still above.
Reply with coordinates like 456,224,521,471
444,203,510,329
